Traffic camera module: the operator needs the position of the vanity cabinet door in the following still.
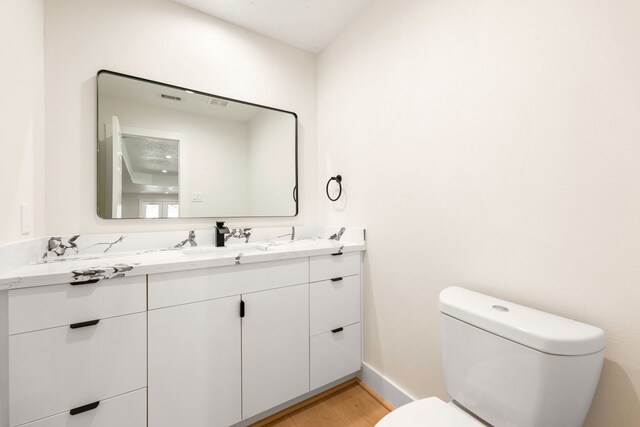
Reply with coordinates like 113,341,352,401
148,295,242,427
242,284,309,419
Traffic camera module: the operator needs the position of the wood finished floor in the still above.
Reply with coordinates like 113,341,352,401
254,382,390,427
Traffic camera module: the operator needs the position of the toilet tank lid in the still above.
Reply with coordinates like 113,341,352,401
438,287,605,356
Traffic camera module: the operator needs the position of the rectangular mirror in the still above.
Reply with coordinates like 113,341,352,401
97,70,298,219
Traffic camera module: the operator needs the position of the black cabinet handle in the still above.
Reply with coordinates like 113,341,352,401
331,252,343,256
70,279,100,286
330,277,343,282
240,300,245,318
331,327,344,334
70,401,100,415
69,319,100,329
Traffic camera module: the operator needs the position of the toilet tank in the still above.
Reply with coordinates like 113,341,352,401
439,287,605,427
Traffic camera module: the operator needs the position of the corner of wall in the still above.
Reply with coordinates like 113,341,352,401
0,291,8,427
360,362,415,409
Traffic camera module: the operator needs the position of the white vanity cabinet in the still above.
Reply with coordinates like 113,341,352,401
309,253,362,390
7,276,147,427
148,295,242,427
147,258,310,425
2,248,363,427
242,283,309,419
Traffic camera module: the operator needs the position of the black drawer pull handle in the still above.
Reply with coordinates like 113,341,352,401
70,279,100,286
331,277,343,282
331,327,344,334
331,252,343,256
70,401,100,415
70,319,100,329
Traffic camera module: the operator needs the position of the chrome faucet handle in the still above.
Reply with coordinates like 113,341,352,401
225,228,252,243
242,228,252,243
174,230,198,248
43,235,80,258
48,237,62,251
188,230,197,246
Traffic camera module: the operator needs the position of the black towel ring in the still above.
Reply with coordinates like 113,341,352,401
326,175,343,201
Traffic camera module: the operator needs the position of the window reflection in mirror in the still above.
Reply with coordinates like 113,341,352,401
96,70,298,219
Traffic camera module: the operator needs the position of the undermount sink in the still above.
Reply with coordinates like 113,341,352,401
181,244,266,256
35,247,185,264
180,239,338,256
258,238,341,251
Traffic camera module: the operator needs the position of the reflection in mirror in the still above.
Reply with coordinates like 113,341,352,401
122,135,180,218
97,70,298,219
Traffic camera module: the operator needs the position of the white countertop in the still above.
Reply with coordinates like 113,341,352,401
0,238,365,290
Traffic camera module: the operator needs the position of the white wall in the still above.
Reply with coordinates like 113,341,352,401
44,0,317,235
99,95,250,217
0,0,44,245
247,110,297,216
318,0,640,425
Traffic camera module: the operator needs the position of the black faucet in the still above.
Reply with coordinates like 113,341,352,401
214,221,230,247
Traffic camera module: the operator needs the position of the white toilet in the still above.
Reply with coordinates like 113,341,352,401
376,287,605,427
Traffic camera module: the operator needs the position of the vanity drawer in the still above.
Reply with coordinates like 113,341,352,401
19,388,147,427
148,258,308,309
9,312,147,426
309,252,361,283
310,275,361,336
8,275,146,335
310,323,361,390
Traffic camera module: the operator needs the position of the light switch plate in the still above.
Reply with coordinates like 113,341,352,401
191,191,203,202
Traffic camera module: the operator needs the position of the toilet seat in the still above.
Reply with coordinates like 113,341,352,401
376,397,484,426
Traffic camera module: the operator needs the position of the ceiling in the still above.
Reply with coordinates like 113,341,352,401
171,0,372,53
123,136,179,176
99,72,260,121
121,136,180,195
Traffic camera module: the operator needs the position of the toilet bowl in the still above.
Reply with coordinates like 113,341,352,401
377,397,484,426
375,287,605,427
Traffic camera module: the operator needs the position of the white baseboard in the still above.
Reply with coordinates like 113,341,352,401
359,362,416,409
